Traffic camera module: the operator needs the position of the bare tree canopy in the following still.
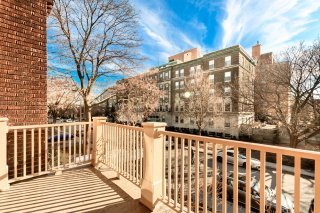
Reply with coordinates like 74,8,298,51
47,76,78,123
49,0,142,121
183,71,223,135
113,76,163,125
255,39,320,147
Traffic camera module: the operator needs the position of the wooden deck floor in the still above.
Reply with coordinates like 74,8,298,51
0,166,174,213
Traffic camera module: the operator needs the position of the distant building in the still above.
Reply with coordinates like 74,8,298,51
253,42,291,122
102,45,257,138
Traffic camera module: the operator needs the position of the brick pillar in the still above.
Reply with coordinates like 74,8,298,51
0,118,9,191
92,117,107,167
140,122,167,210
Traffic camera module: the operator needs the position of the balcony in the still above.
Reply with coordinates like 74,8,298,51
0,117,319,213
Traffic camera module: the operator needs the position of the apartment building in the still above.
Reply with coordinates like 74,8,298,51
100,45,257,138
253,42,291,122
143,45,256,138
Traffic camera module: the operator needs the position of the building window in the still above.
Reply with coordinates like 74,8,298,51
224,86,231,96
165,105,169,111
162,116,165,122
225,56,231,67
159,84,163,90
216,103,222,111
190,66,195,75
208,105,213,111
196,65,201,72
175,81,179,89
164,72,169,80
180,117,184,123
165,83,169,89
209,60,214,70
159,105,163,111
240,56,244,65
209,74,214,84
175,116,179,123
180,81,184,89
180,69,184,77
225,100,231,112
175,105,179,112
225,122,230,128
180,105,184,112
224,71,231,82
190,119,194,125
209,119,214,126
209,89,214,96
175,81,184,89
175,70,179,77
160,73,163,80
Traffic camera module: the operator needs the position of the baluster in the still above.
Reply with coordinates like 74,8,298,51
23,129,26,177
73,125,76,163
63,125,66,168
78,124,81,163
203,141,207,213
233,147,239,213
51,127,54,169
174,137,178,208
84,123,86,161
45,127,48,172
276,153,282,213
246,149,252,213
180,138,185,211
187,139,191,213
68,126,71,166
14,130,17,179
38,128,41,174
222,145,227,213
31,128,34,175
260,151,266,213
195,140,199,213
212,143,217,213
168,136,172,203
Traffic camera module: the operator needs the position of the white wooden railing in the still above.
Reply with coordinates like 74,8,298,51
160,130,320,213
100,122,144,185
1,118,320,213
6,122,92,183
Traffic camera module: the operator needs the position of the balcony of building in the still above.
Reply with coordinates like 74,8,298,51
0,117,319,213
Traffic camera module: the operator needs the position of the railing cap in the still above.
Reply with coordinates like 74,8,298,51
0,118,8,122
92,117,107,121
142,122,167,128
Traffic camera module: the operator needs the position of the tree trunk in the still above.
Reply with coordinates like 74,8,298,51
83,96,91,122
289,134,299,148
198,125,202,136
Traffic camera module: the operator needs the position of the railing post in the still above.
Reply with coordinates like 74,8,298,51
0,118,9,191
140,122,167,210
92,117,107,168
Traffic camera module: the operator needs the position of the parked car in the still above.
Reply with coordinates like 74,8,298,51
217,149,260,170
220,172,294,213
48,133,74,142
66,118,73,123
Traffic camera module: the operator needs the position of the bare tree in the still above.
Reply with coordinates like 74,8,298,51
255,39,320,148
113,75,163,125
47,76,78,123
49,0,142,121
182,71,224,135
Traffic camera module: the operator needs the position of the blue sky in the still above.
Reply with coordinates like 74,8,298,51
47,0,320,95
134,0,320,68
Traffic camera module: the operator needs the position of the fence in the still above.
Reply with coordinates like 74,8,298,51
1,118,320,213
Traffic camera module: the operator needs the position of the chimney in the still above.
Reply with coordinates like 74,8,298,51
252,41,261,59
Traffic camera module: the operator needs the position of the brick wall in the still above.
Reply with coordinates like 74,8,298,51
0,0,52,178
0,0,49,126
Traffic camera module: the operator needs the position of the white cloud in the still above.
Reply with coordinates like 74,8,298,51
222,0,320,54
134,1,204,65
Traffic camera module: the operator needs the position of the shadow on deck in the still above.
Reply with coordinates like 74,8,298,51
0,166,173,213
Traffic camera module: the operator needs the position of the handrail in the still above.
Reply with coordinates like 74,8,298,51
159,130,320,160
8,122,92,130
